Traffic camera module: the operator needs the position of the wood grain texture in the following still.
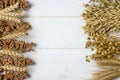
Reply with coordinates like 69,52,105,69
25,0,99,80
23,17,87,49
25,49,97,80
27,0,89,17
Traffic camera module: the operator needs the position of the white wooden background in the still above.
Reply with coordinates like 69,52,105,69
23,0,100,80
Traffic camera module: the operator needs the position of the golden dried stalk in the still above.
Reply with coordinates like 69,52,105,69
93,69,115,76
92,59,120,80
92,70,117,80
0,15,21,23
0,3,26,23
97,59,120,66
93,71,120,80
0,32,27,40
1,65,27,72
0,50,22,57
0,12,25,17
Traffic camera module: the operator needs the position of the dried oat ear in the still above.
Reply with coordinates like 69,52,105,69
0,0,35,80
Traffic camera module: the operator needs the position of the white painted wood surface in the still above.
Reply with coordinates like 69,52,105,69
24,0,101,80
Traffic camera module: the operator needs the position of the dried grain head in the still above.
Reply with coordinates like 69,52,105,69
0,39,35,53
0,0,30,10
85,33,120,60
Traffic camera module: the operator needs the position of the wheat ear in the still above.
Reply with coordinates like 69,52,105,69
1,65,27,72
97,59,120,66
0,32,27,40
0,15,21,23
93,69,114,76
0,12,25,17
0,2,19,13
99,71,120,80
93,69,116,80
99,65,120,70
0,50,22,57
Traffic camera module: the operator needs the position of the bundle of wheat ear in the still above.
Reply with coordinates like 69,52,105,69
92,59,120,80
0,0,35,80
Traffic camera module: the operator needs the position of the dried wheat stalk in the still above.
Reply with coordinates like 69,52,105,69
0,3,25,23
0,50,22,57
0,31,27,40
0,0,35,80
92,59,120,80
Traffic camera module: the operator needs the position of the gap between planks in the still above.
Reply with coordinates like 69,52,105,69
25,16,82,18
36,48,85,49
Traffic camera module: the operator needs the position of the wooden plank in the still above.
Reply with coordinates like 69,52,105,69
27,0,89,17
25,49,97,80
21,17,87,49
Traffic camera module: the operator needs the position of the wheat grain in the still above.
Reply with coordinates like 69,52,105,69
92,69,116,80
97,59,120,66
0,15,21,23
1,65,27,72
0,11,25,17
100,71,120,80
93,69,114,76
0,50,22,57
0,32,27,40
